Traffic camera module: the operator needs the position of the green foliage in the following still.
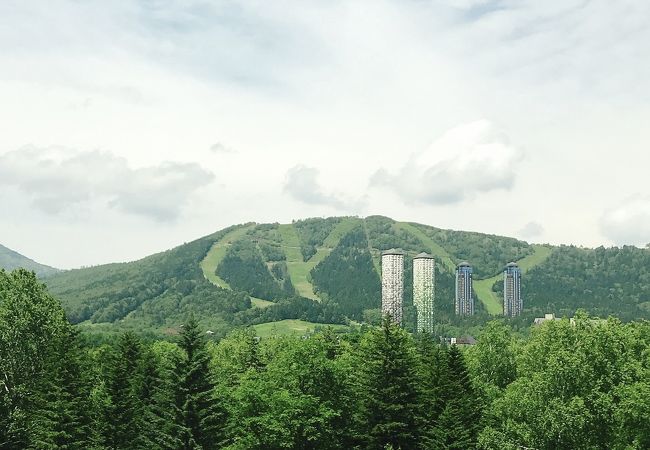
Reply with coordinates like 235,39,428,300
104,332,147,448
310,226,381,319
353,318,421,449
246,223,287,262
412,223,533,278
217,239,295,300
479,315,650,449
46,226,246,325
466,321,518,392
523,245,650,320
364,215,425,253
293,217,343,261
0,269,92,448
223,332,353,449
428,345,482,449
175,317,225,449
3,274,650,450
236,296,346,326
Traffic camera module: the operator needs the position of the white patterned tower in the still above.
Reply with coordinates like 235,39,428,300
413,253,435,333
455,262,474,316
503,262,522,317
381,249,404,324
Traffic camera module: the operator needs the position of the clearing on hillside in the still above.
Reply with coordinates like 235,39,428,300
472,245,555,315
253,319,349,337
278,218,363,300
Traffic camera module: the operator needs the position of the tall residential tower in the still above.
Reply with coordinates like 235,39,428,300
503,262,522,317
381,249,404,323
455,262,474,316
413,253,435,333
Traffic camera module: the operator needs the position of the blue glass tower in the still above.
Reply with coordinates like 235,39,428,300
503,262,522,317
455,262,474,316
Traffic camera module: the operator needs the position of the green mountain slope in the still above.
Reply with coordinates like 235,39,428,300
0,243,59,277
45,225,251,333
41,216,650,337
473,245,554,314
279,218,362,300
200,225,254,289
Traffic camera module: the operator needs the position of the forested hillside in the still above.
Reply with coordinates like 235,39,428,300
42,216,650,338
0,243,59,277
521,245,650,321
44,225,252,334
3,270,650,449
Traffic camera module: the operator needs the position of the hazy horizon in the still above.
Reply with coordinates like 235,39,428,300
2,0,649,269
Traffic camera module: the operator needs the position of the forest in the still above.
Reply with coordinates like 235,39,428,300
2,269,649,449
522,245,650,321
37,217,650,341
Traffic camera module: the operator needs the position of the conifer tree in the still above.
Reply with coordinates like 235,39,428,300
355,317,420,449
430,345,482,449
105,331,146,449
415,332,448,447
139,345,182,450
176,317,224,449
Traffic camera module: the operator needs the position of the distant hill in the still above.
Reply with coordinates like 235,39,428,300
0,243,59,277
42,216,650,337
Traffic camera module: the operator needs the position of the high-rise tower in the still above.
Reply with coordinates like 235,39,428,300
455,262,474,316
413,253,435,333
503,262,522,317
381,249,404,323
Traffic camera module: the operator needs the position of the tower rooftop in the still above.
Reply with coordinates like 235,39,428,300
413,252,434,259
382,248,405,256
457,261,471,267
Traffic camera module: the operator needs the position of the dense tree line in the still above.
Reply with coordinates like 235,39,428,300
310,226,381,319
293,217,344,261
412,223,533,278
234,296,346,326
45,224,248,324
523,245,650,320
365,216,426,253
245,224,286,262
3,268,649,449
217,239,295,301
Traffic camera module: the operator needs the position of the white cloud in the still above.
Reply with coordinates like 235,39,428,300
283,165,363,211
600,196,650,246
0,146,214,221
370,120,522,204
518,221,544,240
209,142,235,154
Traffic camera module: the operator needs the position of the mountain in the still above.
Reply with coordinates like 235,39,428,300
0,243,59,277
42,216,650,337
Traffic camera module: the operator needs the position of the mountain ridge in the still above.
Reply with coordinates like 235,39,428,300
0,243,59,277
38,215,650,337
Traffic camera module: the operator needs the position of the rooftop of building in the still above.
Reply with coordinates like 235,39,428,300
413,252,434,259
506,261,518,267
382,248,405,256
451,335,477,346
457,261,471,267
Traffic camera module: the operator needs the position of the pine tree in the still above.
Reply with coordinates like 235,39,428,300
415,332,448,448
176,317,224,449
139,345,182,450
430,345,482,449
355,317,420,449
105,332,146,449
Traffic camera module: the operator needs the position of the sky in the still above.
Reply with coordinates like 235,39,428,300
1,0,650,269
